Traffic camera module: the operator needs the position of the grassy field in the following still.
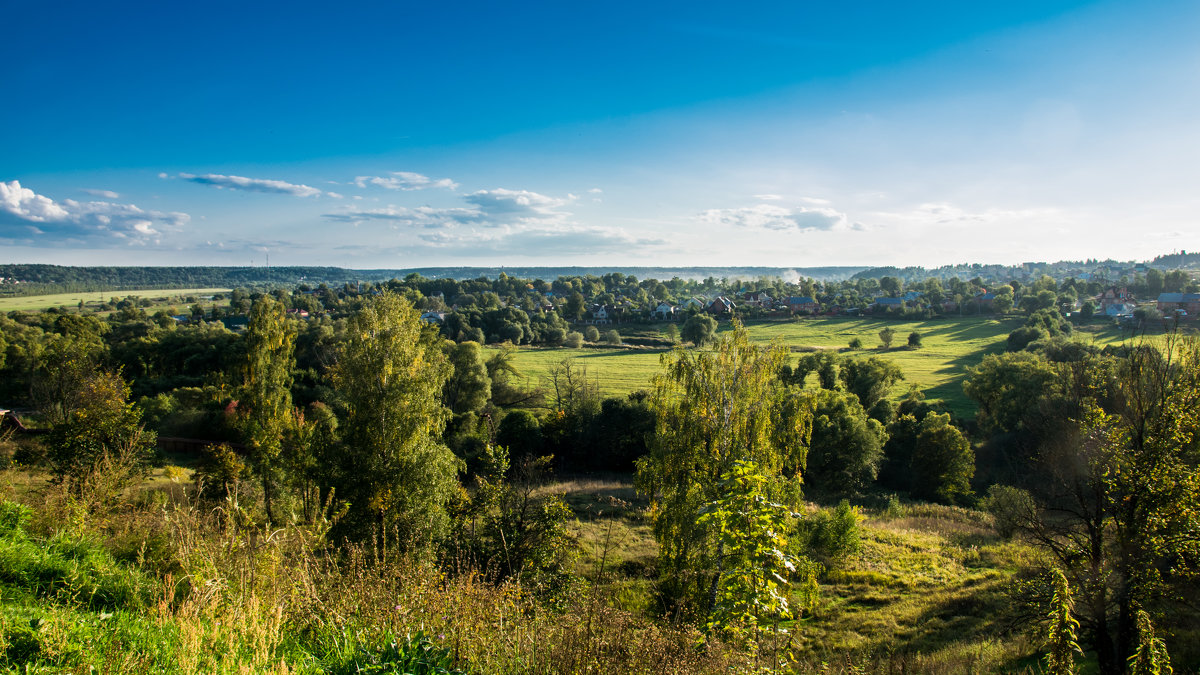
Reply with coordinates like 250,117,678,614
0,288,230,312
493,317,1021,419
493,317,1179,419
551,475,1045,672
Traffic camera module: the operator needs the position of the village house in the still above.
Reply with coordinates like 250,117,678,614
706,296,736,316
1156,292,1200,317
782,296,818,313
1097,287,1134,310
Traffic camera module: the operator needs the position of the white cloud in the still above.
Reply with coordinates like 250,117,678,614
417,225,665,256
699,203,850,231
754,194,783,200
587,188,603,194
875,202,1062,225
175,172,326,197
464,188,570,222
324,187,575,231
1,180,70,222
82,188,120,199
353,171,459,191
0,180,189,245
322,205,485,227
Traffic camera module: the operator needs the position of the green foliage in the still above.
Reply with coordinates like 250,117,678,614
909,412,974,505
848,336,863,350
494,410,543,460
1011,338,1200,674
980,485,1036,539
805,389,887,496
455,446,578,605
328,632,464,674
442,341,491,415
636,321,812,618
680,313,717,347
878,326,895,349
603,329,622,345
43,371,156,498
1045,569,1081,675
962,351,1061,435
801,500,862,564
192,443,251,503
838,355,904,419
0,502,152,611
907,331,922,348
331,292,460,545
240,296,297,522
563,330,583,348
583,325,600,342
1129,608,1173,675
697,461,820,640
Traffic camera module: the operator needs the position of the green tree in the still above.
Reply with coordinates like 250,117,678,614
805,389,887,496
907,331,922,348
838,356,904,420
44,370,156,503
583,325,600,342
565,291,586,321
636,322,813,618
603,329,622,345
681,313,718,347
909,412,974,504
442,340,491,415
697,460,820,640
331,292,460,545
878,326,895,350
1008,338,1200,675
240,296,297,524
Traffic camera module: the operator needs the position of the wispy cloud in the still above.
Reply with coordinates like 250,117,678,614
353,171,459,191
464,188,570,223
322,205,485,228
323,187,573,229
417,225,665,256
699,202,853,231
82,188,121,199
172,172,327,197
0,180,188,245
874,202,1062,225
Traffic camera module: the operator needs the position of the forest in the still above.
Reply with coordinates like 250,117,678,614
1,266,1198,674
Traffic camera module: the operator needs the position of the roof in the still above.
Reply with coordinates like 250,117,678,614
1158,293,1200,303
785,296,817,304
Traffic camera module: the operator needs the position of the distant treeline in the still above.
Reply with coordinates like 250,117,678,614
0,264,871,295
2,253,1196,296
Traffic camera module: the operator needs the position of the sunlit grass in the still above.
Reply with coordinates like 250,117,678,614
0,288,230,312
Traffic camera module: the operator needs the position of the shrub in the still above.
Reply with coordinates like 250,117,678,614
981,485,1037,539
848,337,863,350
583,326,600,342
603,330,622,345
907,331,922,348
803,500,861,564
563,331,584,348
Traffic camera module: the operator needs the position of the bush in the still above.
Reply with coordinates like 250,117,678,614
603,330,622,345
803,500,861,564
563,331,584,348
907,331,922,348
981,485,1037,539
583,326,600,342
848,337,863,350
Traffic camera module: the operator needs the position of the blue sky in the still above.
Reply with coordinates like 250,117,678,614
3,0,1198,268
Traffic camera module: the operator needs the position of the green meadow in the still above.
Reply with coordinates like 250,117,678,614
491,316,1160,420
0,288,230,312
